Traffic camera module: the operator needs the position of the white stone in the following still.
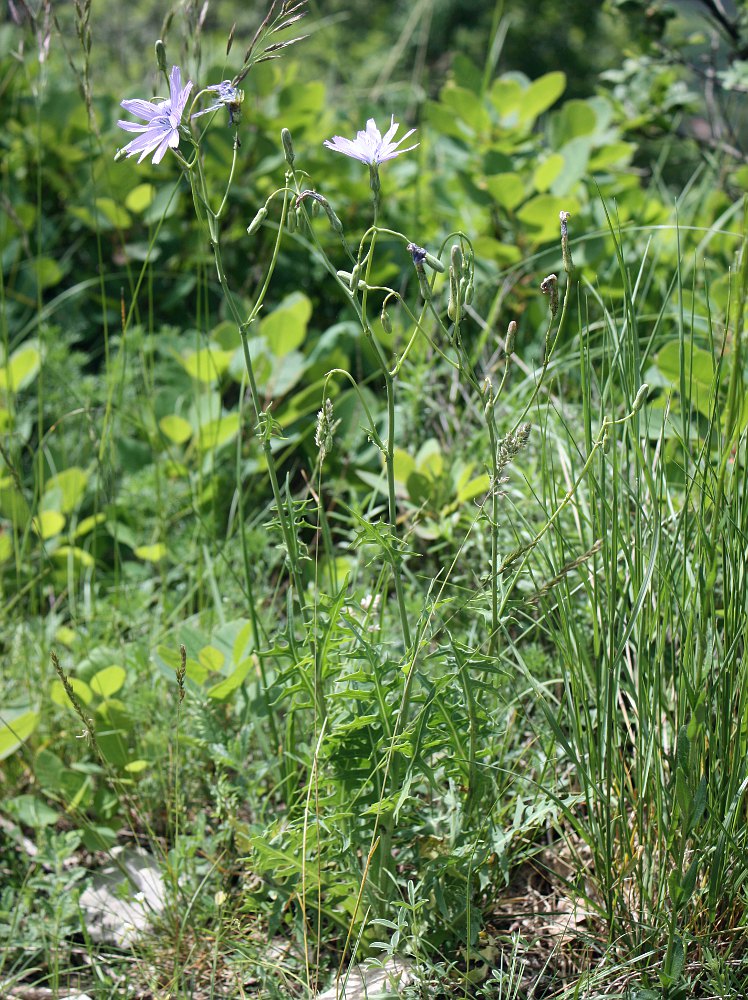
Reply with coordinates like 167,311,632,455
78,846,165,945
316,957,413,999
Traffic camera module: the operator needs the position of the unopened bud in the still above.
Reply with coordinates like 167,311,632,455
281,127,295,166
286,206,296,234
380,305,392,334
540,274,559,318
155,39,167,72
560,211,574,275
632,383,649,413
324,205,344,236
349,264,361,291
424,252,445,273
450,244,462,275
464,280,474,305
505,320,517,354
418,269,432,302
246,206,268,236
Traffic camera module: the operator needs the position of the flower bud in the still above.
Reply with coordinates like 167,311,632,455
286,206,296,234
380,305,392,334
540,274,559,318
424,252,445,273
505,320,517,354
246,206,268,236
349,264,361,291
632,383,649,413
323,205,344,236
155,39,167,72
281,128,295,166
560,211,574,275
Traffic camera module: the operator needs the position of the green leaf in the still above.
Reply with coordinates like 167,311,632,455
232,620,254,663
456,473,490,503
533,154,565,193
488,77,524,119
159,414,193,444
43,467,88,513
393,448,416,484
134,543,166,562
551,99,598,144
180,346,234,383
416,439,444,478
4,794,59,828
551,137,593,196
675,769,692,818
439,84,492,134
51,676,93,708
0,708,40,761
90,665,126,698
197,412,240,451
143,183,182,225
516,194,581,241
516,71,566,124
33,257,64,290
207,657,255,700
655,341,715,417
32,510,65,539
680,855,699,904
95,196,131,228
53,545,95,568
198,645,225,673
484,172,525,210
407,471,432,506
124,183,156,213
0,345,41,392
260,292,312,356
73,512,106,539
124,759,149,773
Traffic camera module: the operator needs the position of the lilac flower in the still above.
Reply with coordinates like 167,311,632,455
323,116,418,166
192,80,243,125
117,66,193,165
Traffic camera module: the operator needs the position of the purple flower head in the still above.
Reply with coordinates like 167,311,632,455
192,80,244,125
324,116,418,166
117,66,193,165
407,242,428,266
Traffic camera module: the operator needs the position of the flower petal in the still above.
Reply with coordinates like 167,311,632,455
120,98,163,121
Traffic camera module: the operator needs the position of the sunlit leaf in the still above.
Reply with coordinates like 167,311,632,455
0,708,40,761
90,665,126,698
159,414,193,444
134,543,167,562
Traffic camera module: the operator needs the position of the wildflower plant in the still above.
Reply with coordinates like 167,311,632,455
110,1,649,986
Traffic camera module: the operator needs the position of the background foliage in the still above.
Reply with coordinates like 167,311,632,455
3,1,748,997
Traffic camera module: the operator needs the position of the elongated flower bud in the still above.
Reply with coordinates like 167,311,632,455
632,383,649,413
417,269,432,302
540,274,559,318
286,206,296,234
155,39,167,72
281,128,295,166
505,320,517,354
246,206,268,235
560,211,574,275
